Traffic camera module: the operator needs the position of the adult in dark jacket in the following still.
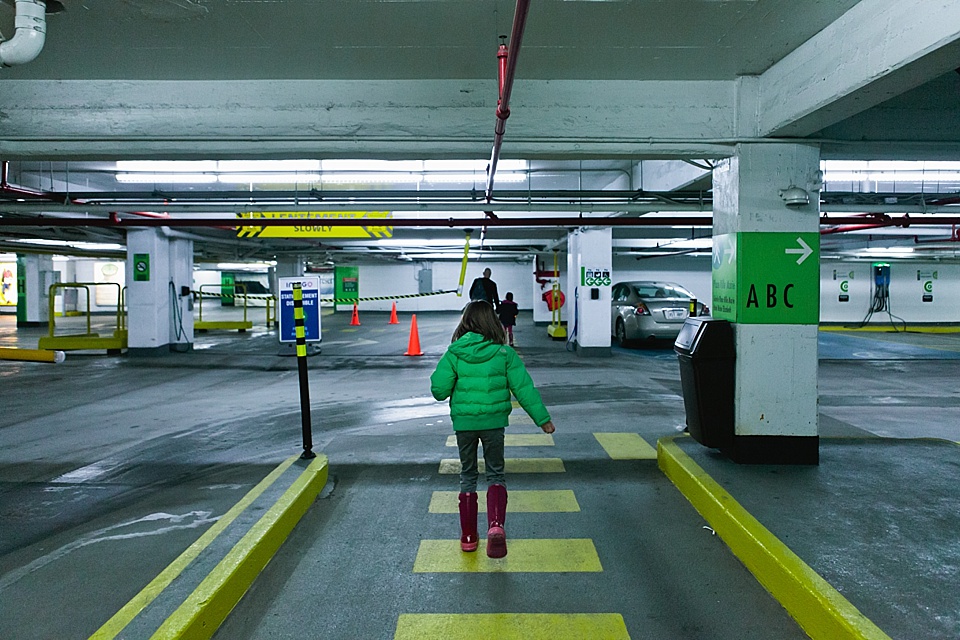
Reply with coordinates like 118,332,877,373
430,301,555,558
468,267,500,309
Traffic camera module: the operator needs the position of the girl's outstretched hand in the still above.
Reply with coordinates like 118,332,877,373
540,420,556,434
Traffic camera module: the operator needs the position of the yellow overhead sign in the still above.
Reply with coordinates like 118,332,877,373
237,212,393,238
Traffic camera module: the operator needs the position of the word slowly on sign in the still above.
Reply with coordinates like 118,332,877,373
237,212,393,239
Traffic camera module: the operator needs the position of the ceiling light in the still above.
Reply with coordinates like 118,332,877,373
217,160,320,172
218,174,321,184
116,173,218,184
116,160,218,172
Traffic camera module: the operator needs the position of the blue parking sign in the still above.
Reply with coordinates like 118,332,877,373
279,277,321,343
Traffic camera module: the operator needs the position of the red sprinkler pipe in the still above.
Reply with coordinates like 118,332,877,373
0,215,715,229
484,0,531,206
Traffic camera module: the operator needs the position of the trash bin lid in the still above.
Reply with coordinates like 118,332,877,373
674,317,703,353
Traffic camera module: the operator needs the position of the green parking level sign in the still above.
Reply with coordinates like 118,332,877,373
133,254,150,282
712,232,819,325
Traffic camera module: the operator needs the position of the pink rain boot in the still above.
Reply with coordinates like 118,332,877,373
458,492,478,552
486,484,508,558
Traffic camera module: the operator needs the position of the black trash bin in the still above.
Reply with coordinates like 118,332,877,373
674,317,735,449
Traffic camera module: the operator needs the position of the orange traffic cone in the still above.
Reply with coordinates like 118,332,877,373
404,314,424,356
389,301,399,324
350,303,361,326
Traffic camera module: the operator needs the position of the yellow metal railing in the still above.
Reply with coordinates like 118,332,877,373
39,282,127,352
194,284,255,332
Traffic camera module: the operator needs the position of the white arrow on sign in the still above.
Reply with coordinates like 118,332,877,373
785,237,813,265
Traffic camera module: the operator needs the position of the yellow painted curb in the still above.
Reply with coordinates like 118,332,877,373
657,437,890,640
150,454,329,640
819,325,960,333
90,454,301,639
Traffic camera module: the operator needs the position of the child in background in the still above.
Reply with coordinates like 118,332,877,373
497,291,519,346
430,301,555,558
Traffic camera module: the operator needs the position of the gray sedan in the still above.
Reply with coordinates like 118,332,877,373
611,281,709,345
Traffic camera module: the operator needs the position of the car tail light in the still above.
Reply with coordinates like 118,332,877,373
635,302,650,316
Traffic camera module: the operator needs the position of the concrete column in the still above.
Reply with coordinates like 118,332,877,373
712,143,821,464
126,229,194,355
567,227,612,357
16,254,55,327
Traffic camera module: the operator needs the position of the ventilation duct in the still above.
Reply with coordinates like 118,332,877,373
0,0,47,67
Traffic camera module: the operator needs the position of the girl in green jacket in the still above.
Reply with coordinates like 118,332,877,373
430,301,556,558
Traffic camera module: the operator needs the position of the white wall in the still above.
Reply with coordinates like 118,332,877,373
351,261,534,313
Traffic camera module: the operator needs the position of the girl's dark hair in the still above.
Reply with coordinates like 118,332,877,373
453,301,507,344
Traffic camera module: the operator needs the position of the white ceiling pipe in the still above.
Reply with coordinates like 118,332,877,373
0,0,47,67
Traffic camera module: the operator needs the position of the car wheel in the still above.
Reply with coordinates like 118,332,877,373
616,319,630,347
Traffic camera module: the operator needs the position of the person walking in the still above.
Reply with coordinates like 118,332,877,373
468,267,500,309
430,301,555,558
498,291,519,346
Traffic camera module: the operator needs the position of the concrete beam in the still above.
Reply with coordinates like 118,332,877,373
0,79,737,160
756,0,960,137
635,160,711,192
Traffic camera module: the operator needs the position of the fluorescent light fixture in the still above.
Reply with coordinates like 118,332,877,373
218,174,321,184
116,173,218,184
424,172,526,183
215,262,277,271
116,160,217,172
321,160,425,172
217,160,320,172
320,172,424,184
824,171,960,183
12,239,126,251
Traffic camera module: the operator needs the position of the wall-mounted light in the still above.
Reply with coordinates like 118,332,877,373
779,185,810,207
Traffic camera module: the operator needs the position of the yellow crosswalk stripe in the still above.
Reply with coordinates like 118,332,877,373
593,433,657,460
428,490,580,514
438,458,565,474
413,539,602,573
445,434,554,447
394,613,630,639
509,413,534,425
511,400,521,409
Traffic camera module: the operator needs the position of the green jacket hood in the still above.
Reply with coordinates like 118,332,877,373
448,332,503,364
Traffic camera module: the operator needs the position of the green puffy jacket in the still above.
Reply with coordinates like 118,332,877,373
430,332,551,431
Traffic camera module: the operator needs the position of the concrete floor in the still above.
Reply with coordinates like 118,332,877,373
0,308,958,639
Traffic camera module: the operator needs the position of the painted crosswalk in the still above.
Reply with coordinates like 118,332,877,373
428,489,580,513
445,433,555,447
397,417,637,639
594,432,657,460
413,538,603,573
438,458,565,474
395,614,630,640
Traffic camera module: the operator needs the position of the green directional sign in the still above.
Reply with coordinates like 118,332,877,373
712,232,819,325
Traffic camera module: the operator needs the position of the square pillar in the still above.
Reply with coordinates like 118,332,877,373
712,143,821,464
567,227,612,357
126,229,194,355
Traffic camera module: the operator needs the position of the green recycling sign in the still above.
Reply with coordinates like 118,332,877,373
581,267,611,287
712,232,819,325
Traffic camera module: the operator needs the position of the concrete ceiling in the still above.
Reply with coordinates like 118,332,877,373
1,0,960,264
